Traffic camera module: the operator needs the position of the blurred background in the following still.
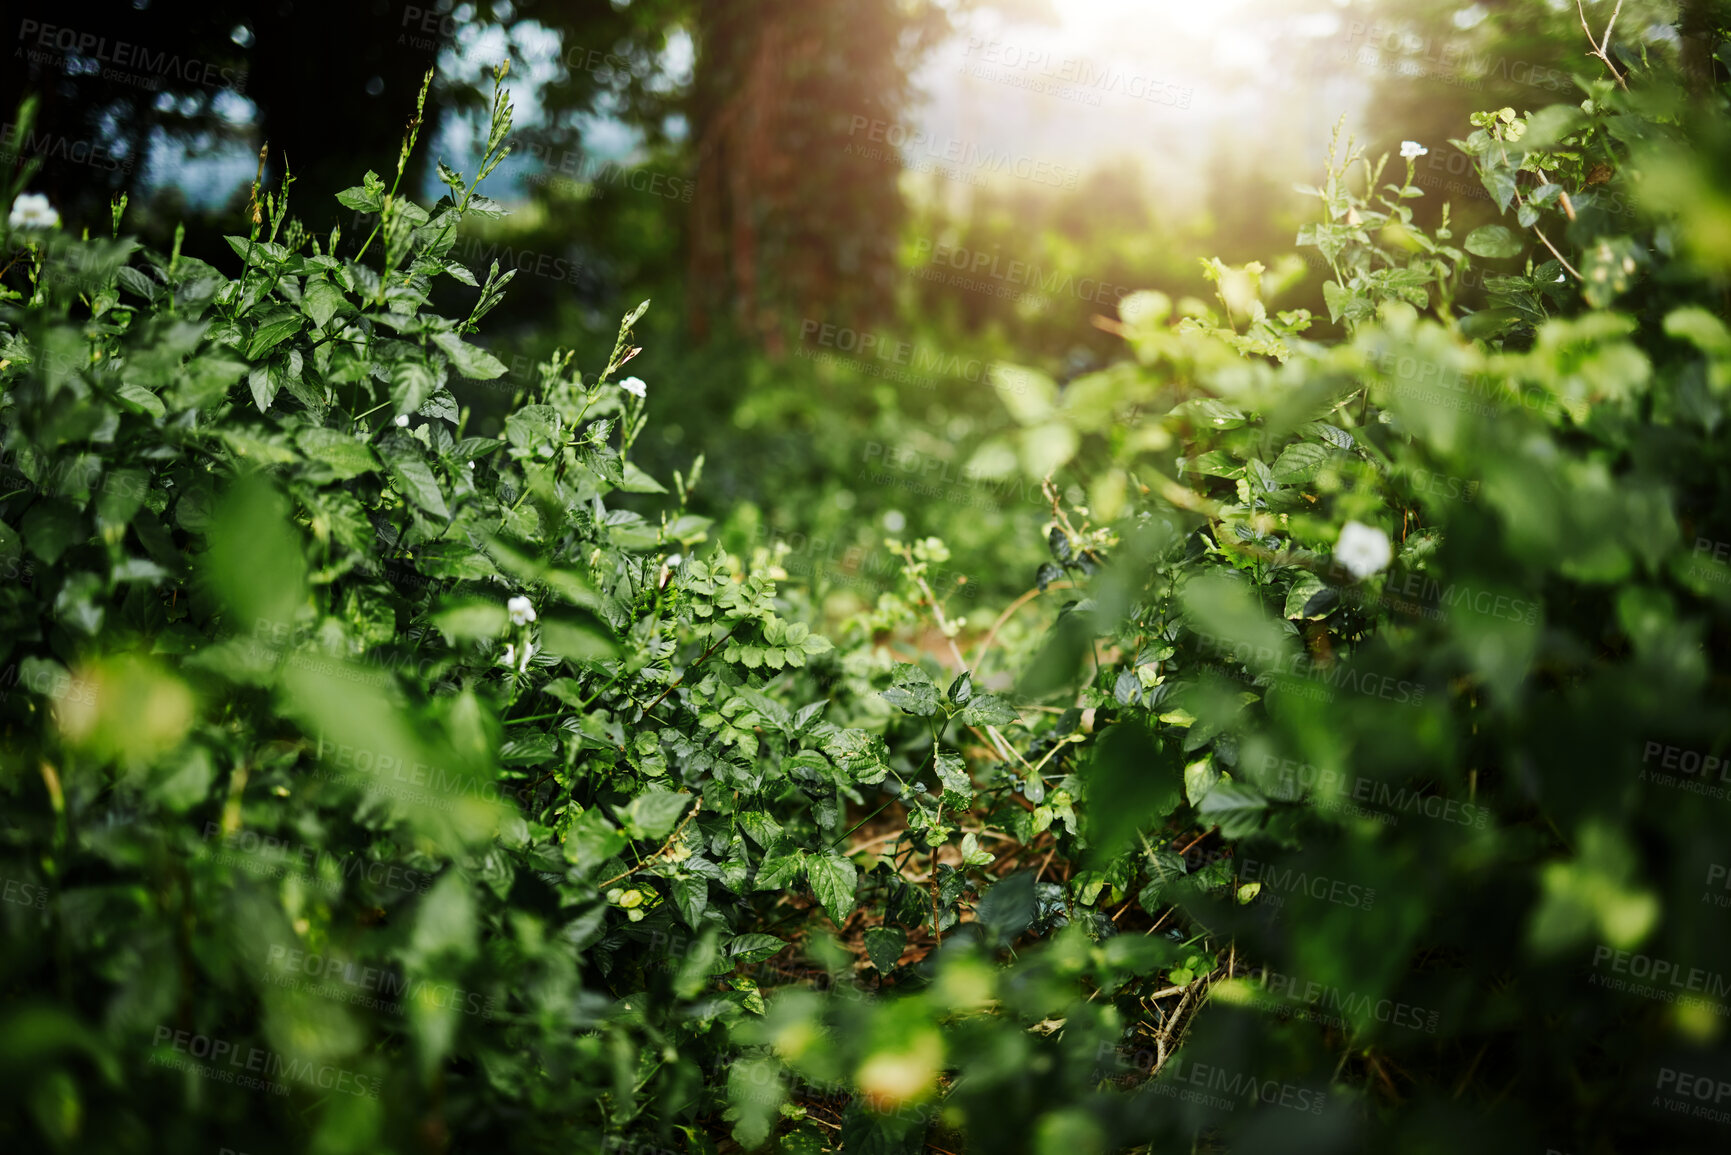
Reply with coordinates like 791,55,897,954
2,0,1664,617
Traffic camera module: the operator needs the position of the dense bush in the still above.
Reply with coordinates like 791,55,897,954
2,14,1730,1155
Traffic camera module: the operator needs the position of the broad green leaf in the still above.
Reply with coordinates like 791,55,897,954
431,331,507,380
1465,224,1524,260
430,600,509,644
864,927,907,974
882,664,941,716
383,452,450,519
806,853,858,925
621,790,691,841
295,427,381,480
245,309,304,360
538,612,621,665
1195,779,1270,839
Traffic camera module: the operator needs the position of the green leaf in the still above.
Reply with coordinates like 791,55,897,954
975,871,1037,943
934,750,974,801
948,670,974,705
334,173,385,212
538,613,621,666
806,853,858,925
1465,224,1524,260
864,927,907,973
295,427,381,480
1196,779,1270,839
1271,442,1332,484
22,500,86,565
247,364,279,412
245,309,304,360
618,461,668,494
960,692,1019,727
383,451,450,520
1183,756,1220,806
725,933,786,968
114,381,165,419
562,809,626,875
302,276,346,330
882,664,941,716
756,850,806,890
621,790,691,841
203,477,306,627
431,331,507,380
430,600,509,644
410,872,478,964
391,359,446,416
1284,571,1332,619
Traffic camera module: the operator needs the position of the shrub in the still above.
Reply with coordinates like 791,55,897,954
2,12,1729,1155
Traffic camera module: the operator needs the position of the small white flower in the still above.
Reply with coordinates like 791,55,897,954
8,193,60,230
1335,520,1393,580
500,642,516,667
1400,140,1428,159
619,376,647,398
394,414,410,427
507,595,537,626
666,553,683,567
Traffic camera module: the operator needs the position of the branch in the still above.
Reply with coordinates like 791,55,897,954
1576,0,1629,89
599,797,703,888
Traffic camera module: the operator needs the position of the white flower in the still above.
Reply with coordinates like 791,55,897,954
8,193,60,230
1335,520,1393,580
619,376,647,398
666,553,683,567
394,414,410,427
507,595,537,626
1400,140,1428,159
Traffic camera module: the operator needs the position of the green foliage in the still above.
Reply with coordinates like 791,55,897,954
4,12,1731,1155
